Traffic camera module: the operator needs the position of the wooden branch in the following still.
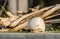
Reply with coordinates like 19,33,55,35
0,12,19,27
38,6,54,12
0,16,20,27
6,11,17,17
41,5,60,19
9,17,19,22
44,13,60,20
5,11,19,21
29,8,38,12
34,5,41,10
0,28,9,32
0,0,7,16
0,5,20,22
29,5,54,12
10,6,52,27
0,18,10,27
45,19,60,23
16,11,23,14
13,21,28,31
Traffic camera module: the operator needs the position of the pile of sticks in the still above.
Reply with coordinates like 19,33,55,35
0,4,60,32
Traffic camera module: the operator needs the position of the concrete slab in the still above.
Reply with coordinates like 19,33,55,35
0,32,60,39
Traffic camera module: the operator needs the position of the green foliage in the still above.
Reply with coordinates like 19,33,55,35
46,26,60,32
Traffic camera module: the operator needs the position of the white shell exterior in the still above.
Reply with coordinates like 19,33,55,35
28,17,45,31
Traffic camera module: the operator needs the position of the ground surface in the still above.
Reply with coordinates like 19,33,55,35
0,32,60,39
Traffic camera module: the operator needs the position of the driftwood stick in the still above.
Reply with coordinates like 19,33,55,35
0,17,19,27
6,11,19,22
0,6,20,22
45,19,60,23
0,8,19,27
0,5,19,18
44,13,60,20
41,5,60,19
0,18,10,27
29,8,38,12
0,28,9,32
0,0,7,16
29,5,54,12
6,11,17,17
9,16,19,22
38,6,54,12
6,11,20,22
10,6,53,27
13,21,28,31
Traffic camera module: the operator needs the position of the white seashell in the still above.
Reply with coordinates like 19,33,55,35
28,17,45,32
